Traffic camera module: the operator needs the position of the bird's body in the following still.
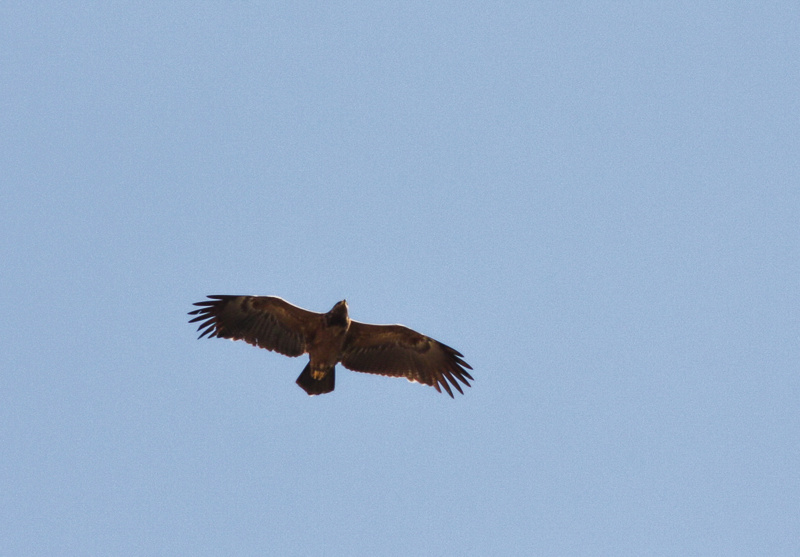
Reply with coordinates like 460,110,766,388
188,295,472,397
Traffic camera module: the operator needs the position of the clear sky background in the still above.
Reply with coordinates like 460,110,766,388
2,2,798,555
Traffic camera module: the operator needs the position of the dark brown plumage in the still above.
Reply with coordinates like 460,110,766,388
188,295,473,397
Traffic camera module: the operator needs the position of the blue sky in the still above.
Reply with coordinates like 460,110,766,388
2,2,798,555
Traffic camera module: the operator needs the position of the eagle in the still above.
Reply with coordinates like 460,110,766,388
188,295,473,397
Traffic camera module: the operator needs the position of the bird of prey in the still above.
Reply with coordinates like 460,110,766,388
188,295,473,397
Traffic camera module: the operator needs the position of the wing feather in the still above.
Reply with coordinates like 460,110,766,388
341,321,473,397
188,295,321,357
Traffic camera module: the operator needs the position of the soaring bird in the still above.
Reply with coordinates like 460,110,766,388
188,295,473,397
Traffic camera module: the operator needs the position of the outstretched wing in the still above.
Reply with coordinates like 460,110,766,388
188,295,321,357
341,322,473,397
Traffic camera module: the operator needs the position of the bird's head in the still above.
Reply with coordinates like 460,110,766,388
326,300,350,327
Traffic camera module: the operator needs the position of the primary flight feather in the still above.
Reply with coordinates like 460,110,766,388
188,295,473,397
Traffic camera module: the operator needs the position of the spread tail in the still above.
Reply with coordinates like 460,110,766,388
296,363,335,396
